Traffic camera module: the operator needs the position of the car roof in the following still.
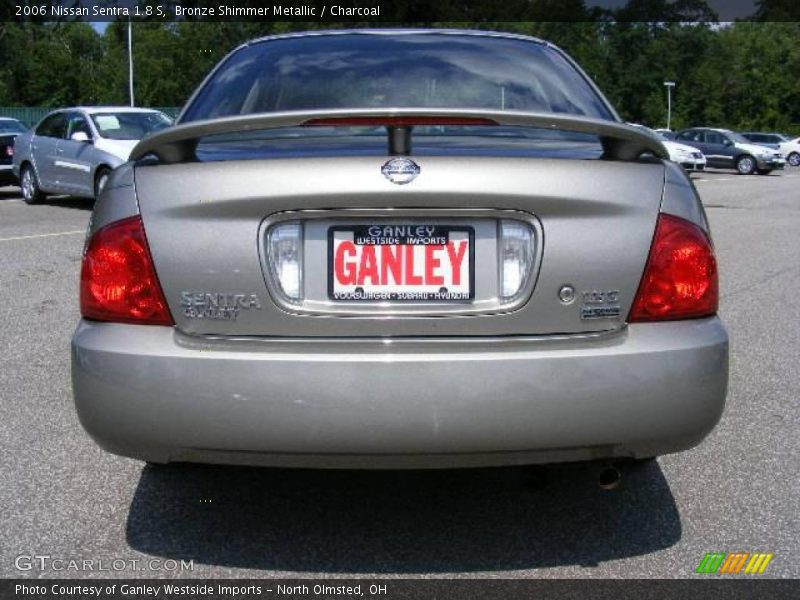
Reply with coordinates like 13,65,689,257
242,28,551,49
682,127,735,135
34,107,166,129
45,106,162,115
77,106,162,114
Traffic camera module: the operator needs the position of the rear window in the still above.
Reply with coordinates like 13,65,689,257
193,126,604,162
0,119,27,134
182,32,614,122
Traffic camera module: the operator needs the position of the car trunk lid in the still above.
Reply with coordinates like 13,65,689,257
135,155,665,337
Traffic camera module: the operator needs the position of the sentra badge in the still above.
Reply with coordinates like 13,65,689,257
381,158,420,185
580,289,621,319
181,291,262,321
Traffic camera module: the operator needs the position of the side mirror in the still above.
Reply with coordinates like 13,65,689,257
722,138,733,146
70,131,90,143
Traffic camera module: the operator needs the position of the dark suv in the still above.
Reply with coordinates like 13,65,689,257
674,127,785,175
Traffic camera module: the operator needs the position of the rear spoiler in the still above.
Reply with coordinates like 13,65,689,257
130,108,668,164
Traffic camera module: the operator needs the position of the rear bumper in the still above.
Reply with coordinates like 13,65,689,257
71,318,728,468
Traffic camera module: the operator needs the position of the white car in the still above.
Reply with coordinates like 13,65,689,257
629,124,706,172
787,137,800,166
742,132,800,167
662,138,707,172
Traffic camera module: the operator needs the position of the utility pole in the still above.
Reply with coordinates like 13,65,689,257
664,81,675,130
128,19,134,107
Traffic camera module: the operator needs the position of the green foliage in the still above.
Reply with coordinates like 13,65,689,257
0,20,797,132
0,22,105,106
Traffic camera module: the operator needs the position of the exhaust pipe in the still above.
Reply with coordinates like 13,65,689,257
594,464,621,490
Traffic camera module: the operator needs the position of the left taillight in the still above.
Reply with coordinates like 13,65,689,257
80,215,173,325
5,145,12,157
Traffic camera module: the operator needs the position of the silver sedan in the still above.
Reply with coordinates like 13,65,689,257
71,30,728,472
13,106,171,203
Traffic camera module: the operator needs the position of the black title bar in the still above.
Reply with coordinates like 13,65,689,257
3,579,799,600
3,0,800,22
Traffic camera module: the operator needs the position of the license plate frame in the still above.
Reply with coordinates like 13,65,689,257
327,224,475,302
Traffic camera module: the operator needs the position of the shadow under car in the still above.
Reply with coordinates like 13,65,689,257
125,460,681,574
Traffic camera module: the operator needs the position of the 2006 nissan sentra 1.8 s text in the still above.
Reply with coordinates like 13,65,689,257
71,30,728,471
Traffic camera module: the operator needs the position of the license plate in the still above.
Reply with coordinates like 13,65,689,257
328,225,474,302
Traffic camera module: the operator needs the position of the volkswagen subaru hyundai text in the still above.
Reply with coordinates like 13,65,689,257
71,30,728,469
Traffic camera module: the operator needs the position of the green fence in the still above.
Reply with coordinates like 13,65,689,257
0,106,181,127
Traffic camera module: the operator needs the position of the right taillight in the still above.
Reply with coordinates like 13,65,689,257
629,213,718,322
80,215,173,325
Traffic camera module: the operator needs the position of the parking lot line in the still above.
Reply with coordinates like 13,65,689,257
0,230,85,243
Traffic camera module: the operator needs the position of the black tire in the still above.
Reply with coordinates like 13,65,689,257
787,152,800,167
94,167,111,199
756,168,773,176
735,155,756,175
20,163,45,205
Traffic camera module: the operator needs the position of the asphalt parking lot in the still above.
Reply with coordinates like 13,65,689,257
0,169,798,579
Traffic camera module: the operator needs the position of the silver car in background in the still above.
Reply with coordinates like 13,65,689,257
72,30,728,471
741,132,800,167
13,106,171,203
